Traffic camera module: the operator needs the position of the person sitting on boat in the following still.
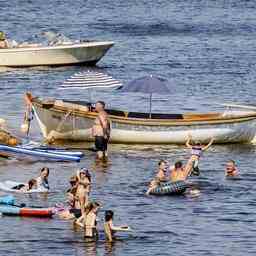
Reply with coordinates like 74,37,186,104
186,135,214,176
36,167,50,190
92,101,111,160
225,160,239,177
0,31,9,48
12,179,37,192
170,160,193,182
104,210,131,242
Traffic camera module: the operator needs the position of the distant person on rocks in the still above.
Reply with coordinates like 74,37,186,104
0,31,9,48
92,101,111,160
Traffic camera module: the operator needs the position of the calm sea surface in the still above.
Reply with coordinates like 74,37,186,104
1,1,256,255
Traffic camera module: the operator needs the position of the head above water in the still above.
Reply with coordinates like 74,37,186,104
95,101,106,112
28,179,37,190
105,210,114,222
79,168,91,182
69,175,78,186
174,161,183,169
40,167,49,178
226,160,236,169
85,201,101,213
158,160,167,170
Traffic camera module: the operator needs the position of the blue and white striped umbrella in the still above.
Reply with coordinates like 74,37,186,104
59,71,122,90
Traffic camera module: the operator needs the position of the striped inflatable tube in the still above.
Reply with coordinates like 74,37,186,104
150,181,188,195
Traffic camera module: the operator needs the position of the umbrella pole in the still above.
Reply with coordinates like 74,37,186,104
149,93,152,118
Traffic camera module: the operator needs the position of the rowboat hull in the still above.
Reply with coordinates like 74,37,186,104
30,97,256,144
0,42,114,67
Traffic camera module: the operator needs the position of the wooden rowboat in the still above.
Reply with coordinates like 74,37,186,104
27,94,256,144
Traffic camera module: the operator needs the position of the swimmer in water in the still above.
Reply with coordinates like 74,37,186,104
104,210,131,242
225,160,239,177
76,168,91,215
12,179,37,192
186,135,214,176
145,160,168,195
156,160,169,182
169,160,193,182
75,201,101,239
36,167,50,190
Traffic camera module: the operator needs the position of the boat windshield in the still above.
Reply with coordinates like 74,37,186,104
40,31,74,46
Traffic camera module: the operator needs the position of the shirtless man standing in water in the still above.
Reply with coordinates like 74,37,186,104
92,101,110,160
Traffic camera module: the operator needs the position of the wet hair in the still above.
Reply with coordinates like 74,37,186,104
85,201,101,214
96,101,106,109
105,210,114,222
174,161,183,169
79,168,91,182
69,175,78,185
28,179,37,190
227,160,236,165
158,160,166,166
40,167,50,177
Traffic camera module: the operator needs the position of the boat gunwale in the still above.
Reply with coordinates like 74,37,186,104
31,97,256,127
0,41,114,53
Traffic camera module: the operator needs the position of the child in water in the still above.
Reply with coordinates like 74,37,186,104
104,210,131,242
186,135,214,176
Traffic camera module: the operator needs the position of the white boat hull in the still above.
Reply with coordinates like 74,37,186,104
0,42,114,67
31,101,256,144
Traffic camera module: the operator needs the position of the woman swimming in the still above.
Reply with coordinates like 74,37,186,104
104,210,131,242
186,135,214,176
12,179,37,192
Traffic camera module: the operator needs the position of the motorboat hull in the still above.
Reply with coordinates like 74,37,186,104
0,42,114,67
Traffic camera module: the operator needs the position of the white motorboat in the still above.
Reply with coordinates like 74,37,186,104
0,41,114,67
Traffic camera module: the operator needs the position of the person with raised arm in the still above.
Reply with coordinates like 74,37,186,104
186,135,214,175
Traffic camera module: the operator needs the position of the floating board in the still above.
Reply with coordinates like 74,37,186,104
0,144,81,162
0,195,15,205
0,205,53,217
21,142,84,157
0,181,49,193
149,181,188,195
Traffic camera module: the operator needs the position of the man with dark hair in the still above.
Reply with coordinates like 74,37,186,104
169,160,193,182
91,101,110,160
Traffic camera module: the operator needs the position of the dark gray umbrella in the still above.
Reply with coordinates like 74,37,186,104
119,75,171,117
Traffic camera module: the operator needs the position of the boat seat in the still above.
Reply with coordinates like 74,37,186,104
151,113,183,119
106,109,126,117
128,112,184,119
